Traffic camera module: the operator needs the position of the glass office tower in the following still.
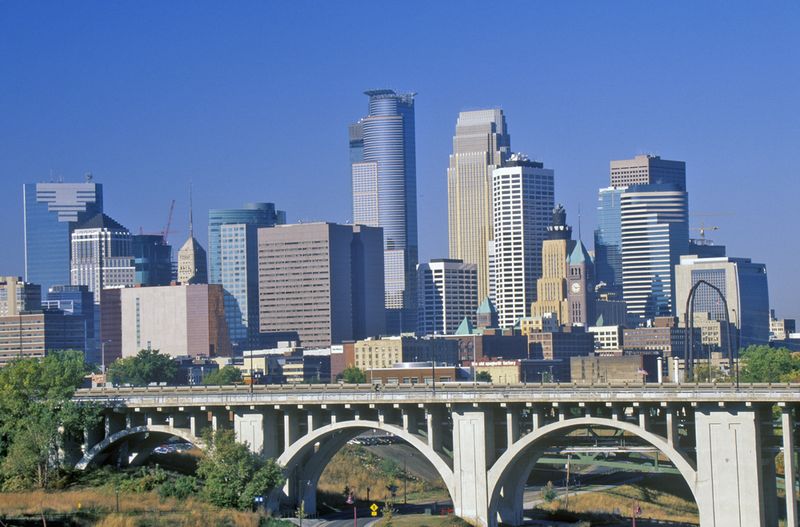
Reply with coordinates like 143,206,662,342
132,234,173,286
350,89,418,334
208,203,285,351
23,181,104,296
620,184,689,321
594,186,625,297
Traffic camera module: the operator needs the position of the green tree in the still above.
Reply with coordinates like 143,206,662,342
0,350,97,489
475,371,492,383
341,366,367,384
197,429,284,510
739,345,800,383
107,348,178,386
202,365,243,385
691,363,731,383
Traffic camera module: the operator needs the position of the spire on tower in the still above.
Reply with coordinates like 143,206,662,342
188,182,194,238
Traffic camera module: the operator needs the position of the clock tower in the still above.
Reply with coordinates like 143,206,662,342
567,241,595,327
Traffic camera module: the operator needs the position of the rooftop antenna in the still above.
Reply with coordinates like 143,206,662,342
577,203,582,242
188,183,194,238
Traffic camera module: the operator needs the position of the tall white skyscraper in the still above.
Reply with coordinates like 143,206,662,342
417,259,478,336
620,184,689,321
70,213,135,303
491,154,554,328
447,109,510,302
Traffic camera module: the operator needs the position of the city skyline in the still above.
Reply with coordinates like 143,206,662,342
1,2,798,319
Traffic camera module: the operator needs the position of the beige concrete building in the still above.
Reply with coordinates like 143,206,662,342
588,325,623,351
0,276,41,316
354,336,459,371
120,284,230,358
519,313,559,336
473,359,522,384
570,355,658,384
530,207,573,325
258,222,385,349
447,109,510,301
610,154,685,189
0,312,85,366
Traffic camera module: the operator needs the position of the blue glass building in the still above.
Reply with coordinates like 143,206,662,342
43,284,95,360
620,184,689,321
208,203,285,351
594,186,625,297
23,181,104,295
350,89,418,334
132,234,173,286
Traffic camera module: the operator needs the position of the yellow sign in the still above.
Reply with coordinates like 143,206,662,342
371,511,377,516
370,503,379,512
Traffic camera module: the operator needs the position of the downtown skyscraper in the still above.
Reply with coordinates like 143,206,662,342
23,179,104,296
491,155,554,328
208,202,285,351
350,89,418,334
447,109,510,302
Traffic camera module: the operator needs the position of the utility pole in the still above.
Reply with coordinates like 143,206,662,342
564,454,571,511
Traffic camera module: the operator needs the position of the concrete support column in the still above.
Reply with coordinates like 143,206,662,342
190,411,210,438
531,407,543,431
283,409,301,449
505,406,519,448
426,406,444,452
783,407,798,527
402,407,418,434
307,408,322,432
82,422,104,454
665,405,679,448
104,412,125,438
638,405,649,431
695,406,769,526
451,405,492,527
235,410,266,455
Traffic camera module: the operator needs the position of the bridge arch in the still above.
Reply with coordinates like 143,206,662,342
272,419,455,515
487,417,698,526
75,424,205,470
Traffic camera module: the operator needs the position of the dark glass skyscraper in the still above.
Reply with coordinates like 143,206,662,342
208,203,286,351
350,89,418,334
132,234,173,286
594,186,625,296
23,181,104,296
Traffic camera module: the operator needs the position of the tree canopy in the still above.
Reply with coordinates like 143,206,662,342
341,366,367,384
203,365,243,385
739,345,800,383
107,348,178,386
197,429,284,510
475,371,492,383
0,350,97,489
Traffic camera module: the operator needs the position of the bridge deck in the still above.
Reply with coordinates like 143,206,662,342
73,382,800,407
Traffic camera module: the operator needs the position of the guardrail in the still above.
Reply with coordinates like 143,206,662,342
73,382,800,406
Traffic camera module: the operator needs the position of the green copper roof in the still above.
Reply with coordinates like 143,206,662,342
595,314,604,326
455,317,475,335
569,241,592,265
477,297,496,315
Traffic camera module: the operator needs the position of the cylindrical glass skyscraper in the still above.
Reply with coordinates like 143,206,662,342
351,89,418,334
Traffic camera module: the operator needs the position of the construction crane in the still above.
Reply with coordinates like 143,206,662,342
161,199,176,242
691,224,719,241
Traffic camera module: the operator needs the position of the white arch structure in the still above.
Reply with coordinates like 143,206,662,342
486,417,698,526
75,424,205,470
271,419,455,514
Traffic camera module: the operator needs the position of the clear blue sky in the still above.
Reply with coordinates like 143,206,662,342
1,2,798,319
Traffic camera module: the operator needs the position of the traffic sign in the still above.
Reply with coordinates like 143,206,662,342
370,503,379,512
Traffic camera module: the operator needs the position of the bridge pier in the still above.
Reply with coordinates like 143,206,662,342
452,405,493,527
695,405,773,526
783,406,798,527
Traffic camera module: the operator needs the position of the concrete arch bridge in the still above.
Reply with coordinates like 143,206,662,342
72,382,800,527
